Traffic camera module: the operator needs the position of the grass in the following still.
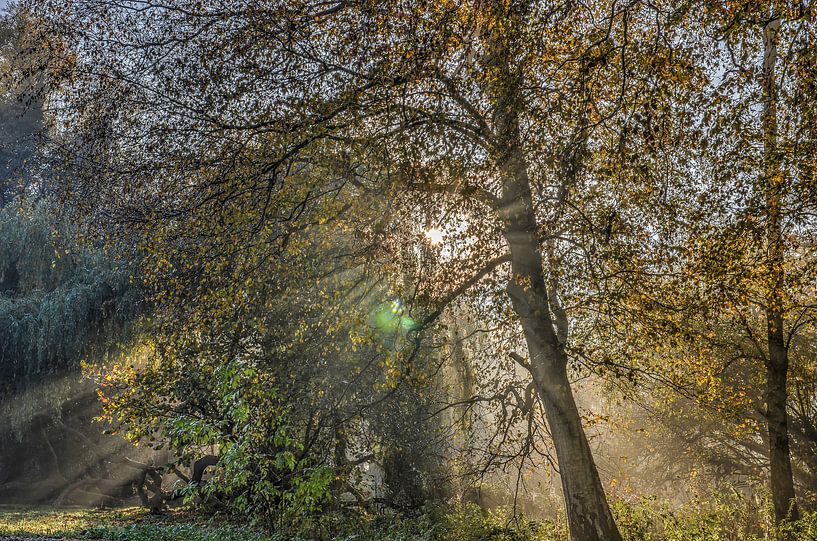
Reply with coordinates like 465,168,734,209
0,505,560,541
0,507,272,541
0,501,816,541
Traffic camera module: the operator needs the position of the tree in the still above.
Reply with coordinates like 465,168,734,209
684,3,817,523
86,191,460,524
613,1,817,525
31,0,703,538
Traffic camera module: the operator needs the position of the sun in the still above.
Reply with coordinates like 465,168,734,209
424,228,444,245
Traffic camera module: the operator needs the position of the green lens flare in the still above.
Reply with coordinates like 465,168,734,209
370,299,416,334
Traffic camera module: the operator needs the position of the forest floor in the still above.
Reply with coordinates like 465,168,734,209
2,503,817,540
0,507,270,541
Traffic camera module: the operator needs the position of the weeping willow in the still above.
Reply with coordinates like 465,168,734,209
0,199,139,389
0,198,140,489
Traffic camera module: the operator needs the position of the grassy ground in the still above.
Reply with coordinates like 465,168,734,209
0,507,271,541
0,505,562,541
1,502,816,541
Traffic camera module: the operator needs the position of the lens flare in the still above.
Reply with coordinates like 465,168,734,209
370,299,416,334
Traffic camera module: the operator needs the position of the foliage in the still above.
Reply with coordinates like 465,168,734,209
604,4,817,514
0,197,141,503
609,493,817,541
0,200,137,374
86,215,451,524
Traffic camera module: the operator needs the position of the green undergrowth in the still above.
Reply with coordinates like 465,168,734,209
0,499,815,541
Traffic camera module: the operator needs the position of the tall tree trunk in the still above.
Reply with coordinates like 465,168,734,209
761,16,799,524
489,53,621,541
480,4,620,538
497,143,621,541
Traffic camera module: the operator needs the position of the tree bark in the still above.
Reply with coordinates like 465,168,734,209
761,16,799,524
